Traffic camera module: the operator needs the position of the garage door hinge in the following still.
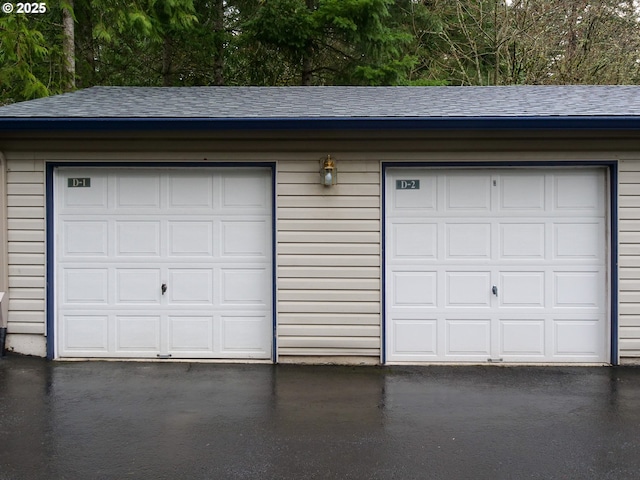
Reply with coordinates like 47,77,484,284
157,354,172,359
487,358,503,363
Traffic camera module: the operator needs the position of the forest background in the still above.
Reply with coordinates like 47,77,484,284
1,0,639,106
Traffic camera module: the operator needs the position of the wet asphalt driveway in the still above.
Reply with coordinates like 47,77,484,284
0,356,639,480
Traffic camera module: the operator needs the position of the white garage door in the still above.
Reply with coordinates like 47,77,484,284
386,168,608,363
55,167,272,359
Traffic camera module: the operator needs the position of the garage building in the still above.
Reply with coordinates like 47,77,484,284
0,86,638,365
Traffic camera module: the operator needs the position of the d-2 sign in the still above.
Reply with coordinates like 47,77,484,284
396,179,420,190
67,178,91,188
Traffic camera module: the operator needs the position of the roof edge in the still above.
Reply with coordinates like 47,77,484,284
2,116,640,132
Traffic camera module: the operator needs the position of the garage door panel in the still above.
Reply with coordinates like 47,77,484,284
554,174,602,211
500,272,545,307
499,320,545,356
386,167,608,364
554,271,602,307
500,223,545,259
61,174,108,208
63,269,109,304
554,223,603,259
447,272,491,306
116,174,161,208
392,272,437,306
115,316,161,352
221,268,269,304
392,175,437,210
116,269,162,304
446,223,491,258
56,168,272,359
169,316,214,352
392,320,437,355
221,314,271,354
62,315,109,351
446,319,491,355
221,221,269,257
168,174,213,208
222,174,269,208
554,319,603,356
63,221,108,256
168,269,214,304
392,223,437,258
499,174,545,211
116,221,161,256
446,174,491,211
168,221,214,256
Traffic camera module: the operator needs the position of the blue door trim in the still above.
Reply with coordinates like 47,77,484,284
45,162,277,361
381,161,618,365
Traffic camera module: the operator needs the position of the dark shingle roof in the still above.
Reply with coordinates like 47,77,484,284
1,85,640,118
1,86,640,131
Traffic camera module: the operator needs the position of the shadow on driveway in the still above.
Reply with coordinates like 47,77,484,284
1,356,639,479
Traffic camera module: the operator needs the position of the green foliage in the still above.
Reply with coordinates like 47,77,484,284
246,0,314,51
0,1,68,104
245,0,415,85
1,0,639,105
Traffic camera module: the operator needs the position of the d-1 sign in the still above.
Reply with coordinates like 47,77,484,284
67,178,91,188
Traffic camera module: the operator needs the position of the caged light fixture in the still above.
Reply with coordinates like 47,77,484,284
320,155,337,186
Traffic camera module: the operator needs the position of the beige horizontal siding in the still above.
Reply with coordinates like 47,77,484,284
8,230,45,242
5,159,46,336
279,255,380,267
279,219,379,231
8,311,45,322
8,242,45,253
7,323,45,335
278,183,379,196
619,159,640,357
8,276,45,288
279,313,379,325
8,265,44,276
279,243,380,255
278,302,380,314
279,290,380,302
276,159,381,359
279,196,375,208
9,288,45,300
7,219,45,231
278,337,380,349
7,171,44,184
278,325,379,337
279,266,380,278
7,183,43,195
278,278,379,290
278,348,380,356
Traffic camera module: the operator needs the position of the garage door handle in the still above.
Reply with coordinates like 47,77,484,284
492,285,498,296
161,283,167,295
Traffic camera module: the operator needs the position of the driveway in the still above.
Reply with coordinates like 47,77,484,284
1,356,639,480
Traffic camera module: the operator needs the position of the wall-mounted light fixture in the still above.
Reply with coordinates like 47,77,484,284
320,155,337,187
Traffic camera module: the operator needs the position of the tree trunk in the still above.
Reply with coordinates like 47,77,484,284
62,0,75,91
301,0,316,85
213,0,224,86
493,0,499,85
162,35,172,86
301,46,313,86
